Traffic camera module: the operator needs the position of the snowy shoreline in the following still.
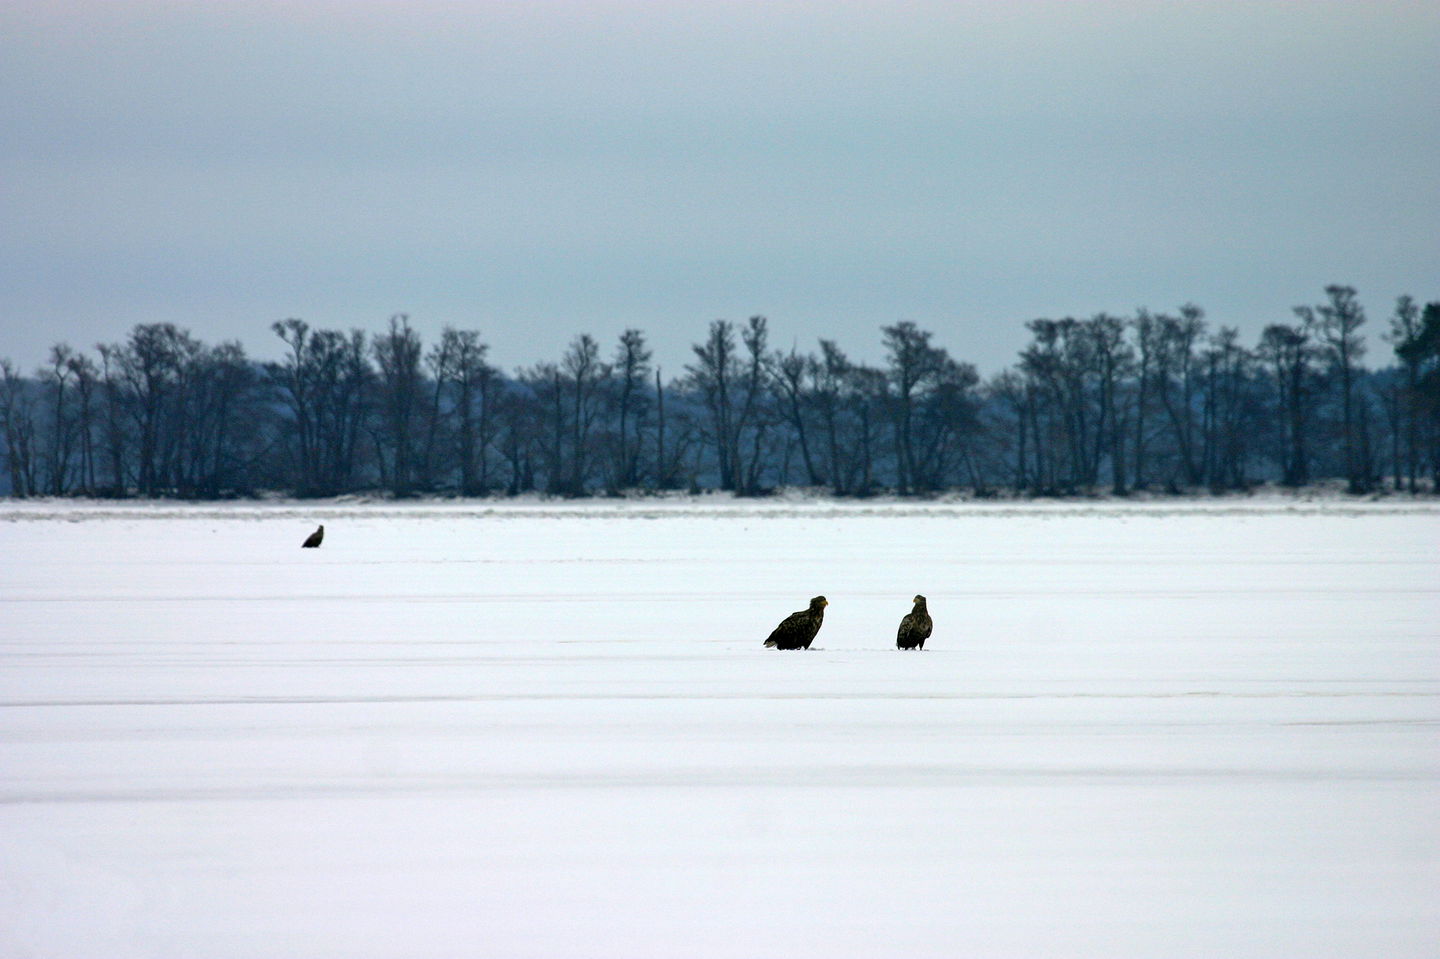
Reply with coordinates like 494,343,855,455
4,488,1440,523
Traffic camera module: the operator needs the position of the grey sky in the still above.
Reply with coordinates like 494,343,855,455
2,0,1437,377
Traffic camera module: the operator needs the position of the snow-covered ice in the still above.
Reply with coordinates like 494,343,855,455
1,498,1437,958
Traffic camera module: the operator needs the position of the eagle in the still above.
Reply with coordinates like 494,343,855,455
301,524,325,549
763,596,828,649
897,594,932,650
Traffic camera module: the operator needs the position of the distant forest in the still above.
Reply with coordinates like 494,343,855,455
2,286,1438,500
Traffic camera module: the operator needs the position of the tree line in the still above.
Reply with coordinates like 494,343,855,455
2,286,1438,500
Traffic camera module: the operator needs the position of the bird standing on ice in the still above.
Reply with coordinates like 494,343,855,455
301,525,324,548
896,594,932,649
763,596,828,649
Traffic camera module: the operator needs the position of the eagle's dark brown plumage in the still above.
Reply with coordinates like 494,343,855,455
301,524,324,549
764,595,828,649
897,594,931,650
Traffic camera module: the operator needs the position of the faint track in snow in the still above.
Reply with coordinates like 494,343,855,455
3,689,1438,709
5,762,1439,805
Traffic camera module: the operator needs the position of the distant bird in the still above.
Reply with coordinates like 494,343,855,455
763,595,828,649
897,594,932,650
301,524,325,549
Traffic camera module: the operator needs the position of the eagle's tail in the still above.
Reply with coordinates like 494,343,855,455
763,637,778,648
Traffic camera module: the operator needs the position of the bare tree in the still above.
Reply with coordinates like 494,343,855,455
372,314,424,496
419,334,457,490
519,363,565,494
987,370,1032,491
1299,285,1368,491
1152,305,1206,488
687,320,738,489
608,329,652,491
67,351,100,495
0,358,38,496
810,341,850,493
1086,314,1132,494
1258,320,1318,486
40,344,77,494
736,318,777,493
269,320,373,495
770,346,823,487
687,317,771,492
95,344,129,494
433,328,494,495
1394,301,1440,488
649,367,694,490
560,333,609,495
1130,309,1160,489
493,379,541,495
1020,318,1098,490
111,324,201,496
1385,296,1422,491
176,341,256,496
654,367,668,489
268,319,323,492
1203,327,1255,490
916,355,981,490
883,321,960,493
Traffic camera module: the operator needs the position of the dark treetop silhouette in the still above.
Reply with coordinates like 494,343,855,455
2,292,1437,501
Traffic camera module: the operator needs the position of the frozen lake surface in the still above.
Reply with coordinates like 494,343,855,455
2,498,1438,957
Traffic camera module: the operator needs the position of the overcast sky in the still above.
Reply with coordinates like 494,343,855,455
2,0,1437,377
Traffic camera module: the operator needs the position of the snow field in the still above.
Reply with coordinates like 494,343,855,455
1,501,1437,957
